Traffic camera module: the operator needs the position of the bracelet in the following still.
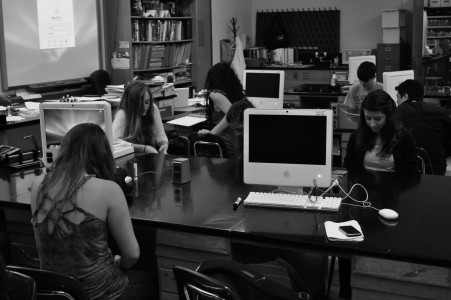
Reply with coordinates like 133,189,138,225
143,145,147,153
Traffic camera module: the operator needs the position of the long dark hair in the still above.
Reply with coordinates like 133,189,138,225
204,62,245,121
355,89,403,156
117,81,155,143
37,123,115,209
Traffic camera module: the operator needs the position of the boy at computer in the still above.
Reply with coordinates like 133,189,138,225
343,61,383,111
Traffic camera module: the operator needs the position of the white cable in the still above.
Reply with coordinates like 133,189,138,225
338,105,360,117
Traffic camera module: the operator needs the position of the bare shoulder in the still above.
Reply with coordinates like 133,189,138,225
86,177,125,204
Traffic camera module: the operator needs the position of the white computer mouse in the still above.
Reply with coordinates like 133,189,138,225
378,208,399,220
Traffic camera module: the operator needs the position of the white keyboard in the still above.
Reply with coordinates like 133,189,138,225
243,192,342,212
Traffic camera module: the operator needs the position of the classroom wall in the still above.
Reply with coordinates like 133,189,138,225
211,0,252,64
211,0,415,64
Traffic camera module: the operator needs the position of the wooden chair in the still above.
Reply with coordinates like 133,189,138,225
6,265,89,300
173,266,241,300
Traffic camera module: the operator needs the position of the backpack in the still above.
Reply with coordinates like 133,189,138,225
197,259,312,300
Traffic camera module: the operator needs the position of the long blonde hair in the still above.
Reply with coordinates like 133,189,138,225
37,123,115,210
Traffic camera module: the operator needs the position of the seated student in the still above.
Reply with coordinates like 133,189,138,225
30,123,153,300
339,89,418,300
225,98,254,159
113,81,168,154
343,61,383,111
197,62,246,158
344,89,418,174
395,79,451,175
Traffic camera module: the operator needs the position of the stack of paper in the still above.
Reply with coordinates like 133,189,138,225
324,220,364,242
105,85,125,97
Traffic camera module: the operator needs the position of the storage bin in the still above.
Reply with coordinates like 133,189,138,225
382,9,406,28
382,27,407,43
442,0,451,7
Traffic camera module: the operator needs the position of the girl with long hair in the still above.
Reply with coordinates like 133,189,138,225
198,62,246,158
344,89,418,174
30,123,152,300
113,81,168,154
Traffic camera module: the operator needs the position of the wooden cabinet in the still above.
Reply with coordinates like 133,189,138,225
155,229,232,300
103,0,211,90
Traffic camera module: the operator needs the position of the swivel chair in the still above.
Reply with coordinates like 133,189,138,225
5,269,36,300
6,265,89,300
173,265,241,300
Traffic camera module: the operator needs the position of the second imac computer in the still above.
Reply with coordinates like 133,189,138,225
243,108,333,190
243,70,285,109
39,101,133,167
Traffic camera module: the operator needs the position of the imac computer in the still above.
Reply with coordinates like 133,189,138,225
348,55,376,85
39,101,119,167
243,108,333,189
243,70,285,109
383,70,414,104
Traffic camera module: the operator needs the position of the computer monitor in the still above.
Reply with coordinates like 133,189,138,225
243,70,285,109
243,108,333,189
383,70,414,104
39,101,113,167
348,55,376,85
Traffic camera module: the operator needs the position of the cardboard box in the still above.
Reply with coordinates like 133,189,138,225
381,9,406,28
382,27,406,43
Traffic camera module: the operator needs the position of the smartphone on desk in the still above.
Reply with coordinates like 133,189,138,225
338,225,362,237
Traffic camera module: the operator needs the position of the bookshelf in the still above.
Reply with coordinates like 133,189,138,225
104,0,212,89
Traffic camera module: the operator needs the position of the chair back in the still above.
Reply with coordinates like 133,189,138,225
172,266,241,300
189,133,228,158
417,147,434,175
5,270,36,300
6,266,89,300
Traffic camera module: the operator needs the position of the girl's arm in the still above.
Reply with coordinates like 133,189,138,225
106,181,140,270
201,92,232,136
152,104,169,153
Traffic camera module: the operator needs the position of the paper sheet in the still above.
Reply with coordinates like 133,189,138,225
167,116,206,127
324,220,364,242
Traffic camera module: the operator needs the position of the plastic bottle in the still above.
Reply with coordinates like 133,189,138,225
331,72,337,86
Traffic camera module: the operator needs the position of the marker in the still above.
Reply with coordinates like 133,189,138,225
233,197,243,210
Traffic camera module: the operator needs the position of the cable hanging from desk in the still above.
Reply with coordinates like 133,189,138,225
255,7,340,54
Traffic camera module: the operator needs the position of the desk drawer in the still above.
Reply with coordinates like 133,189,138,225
352,256,451,299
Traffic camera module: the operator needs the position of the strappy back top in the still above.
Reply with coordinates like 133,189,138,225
31,175,128,300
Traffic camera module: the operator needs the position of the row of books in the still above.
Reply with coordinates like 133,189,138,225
132,19,192,42
243,47,269,60
133,43,192,70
